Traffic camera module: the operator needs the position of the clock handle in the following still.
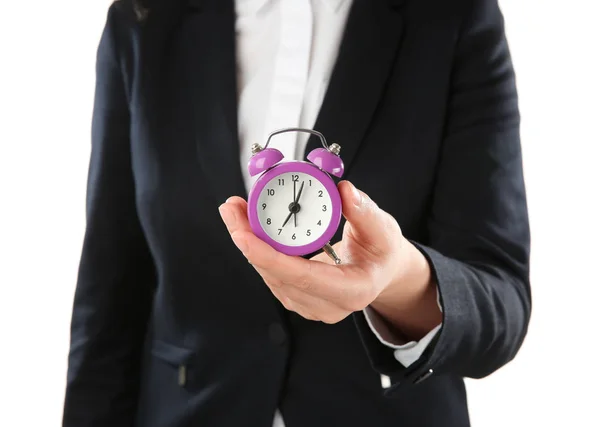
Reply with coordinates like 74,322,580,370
265,128,345,178
262,127,335,152
250,127,344,178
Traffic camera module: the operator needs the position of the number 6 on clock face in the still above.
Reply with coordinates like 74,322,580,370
246,128,344,258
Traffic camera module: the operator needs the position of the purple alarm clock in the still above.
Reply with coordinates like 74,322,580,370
247,128,344,264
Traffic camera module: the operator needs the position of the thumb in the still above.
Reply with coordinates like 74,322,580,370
338,181,398,257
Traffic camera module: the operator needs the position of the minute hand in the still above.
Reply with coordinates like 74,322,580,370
294,181,305,204
293,181,304,227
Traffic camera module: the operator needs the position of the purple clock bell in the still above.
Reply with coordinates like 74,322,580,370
247,128,344,264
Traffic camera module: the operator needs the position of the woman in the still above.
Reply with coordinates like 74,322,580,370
63,0,531,426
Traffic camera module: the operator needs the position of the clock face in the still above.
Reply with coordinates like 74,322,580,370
256,171,333,247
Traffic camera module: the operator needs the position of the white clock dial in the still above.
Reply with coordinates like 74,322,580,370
257,171,333,247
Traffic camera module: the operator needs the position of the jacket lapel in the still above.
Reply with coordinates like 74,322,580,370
304,0,405,176
184,0,247,203
180,0,404,202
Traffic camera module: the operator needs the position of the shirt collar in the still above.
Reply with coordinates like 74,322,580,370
321,0,348,13
236,0,349,16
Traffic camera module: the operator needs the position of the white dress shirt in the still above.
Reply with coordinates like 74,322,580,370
234,1,442,425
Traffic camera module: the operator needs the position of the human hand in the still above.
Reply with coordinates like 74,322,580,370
218,181,440,337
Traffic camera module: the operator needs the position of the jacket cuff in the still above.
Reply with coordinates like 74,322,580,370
361,288,442,367
353,241,469,395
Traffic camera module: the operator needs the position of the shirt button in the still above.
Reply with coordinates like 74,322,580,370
268,323,287,346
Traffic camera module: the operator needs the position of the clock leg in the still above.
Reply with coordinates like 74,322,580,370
323,243,342,265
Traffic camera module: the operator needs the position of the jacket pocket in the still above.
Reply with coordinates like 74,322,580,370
136,340,198,426
150,339,196,388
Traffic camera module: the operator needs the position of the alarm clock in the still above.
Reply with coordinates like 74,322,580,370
247,128,344,264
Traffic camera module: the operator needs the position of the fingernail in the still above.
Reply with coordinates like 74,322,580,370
218,204,235,230
231,233,249,254
350,182,363,207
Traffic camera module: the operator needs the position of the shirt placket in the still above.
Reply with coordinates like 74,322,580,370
263,0,313,161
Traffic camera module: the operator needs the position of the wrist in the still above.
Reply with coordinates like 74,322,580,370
371,239,441,340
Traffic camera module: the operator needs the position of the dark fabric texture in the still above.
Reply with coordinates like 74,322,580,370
62,0,531,426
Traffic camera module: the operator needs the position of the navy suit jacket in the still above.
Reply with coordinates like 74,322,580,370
63,0,531,426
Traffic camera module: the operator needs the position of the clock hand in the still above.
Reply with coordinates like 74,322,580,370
283,180,304,229
293,181,304,227
293,180,296,227
282,179,297,228
287,180,297,228
294,181,305,204
282,210,293,228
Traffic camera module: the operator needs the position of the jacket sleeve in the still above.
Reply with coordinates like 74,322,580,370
62,5,156,425
354,0,531,394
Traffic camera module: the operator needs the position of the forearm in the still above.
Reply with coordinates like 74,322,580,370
352,0,530,392
64,4,154,424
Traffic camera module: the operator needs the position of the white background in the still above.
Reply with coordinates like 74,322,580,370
0,1,598,426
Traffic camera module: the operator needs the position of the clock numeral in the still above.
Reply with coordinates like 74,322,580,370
292,233,296,240
317,220,322,226
262,203,267,210
292,174,299,182
278,179,284,186
318,190,323,197
309,179,312,186
278,228,282,235
322,205,327,212
306,229,311,237
266,218,272,225
267,189,275,196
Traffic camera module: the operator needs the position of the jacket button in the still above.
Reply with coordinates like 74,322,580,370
413,368,434,384
268,323,287,346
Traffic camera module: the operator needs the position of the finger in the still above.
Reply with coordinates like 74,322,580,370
310,241,343,265
219,197,261,261
220,197,361,303
270,286,349,324
255,262,367,313
218,197,250,234
270,287,319,321
309,242,371,302
239,233,346,292
272,281,337,312
338,181,399,257
224,196,247,213
220,199,346,293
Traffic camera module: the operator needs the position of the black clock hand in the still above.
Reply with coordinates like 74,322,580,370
282,210,293,228
282,180,296,228
293,181,304,227
294,181,304,204
293,180,297,226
